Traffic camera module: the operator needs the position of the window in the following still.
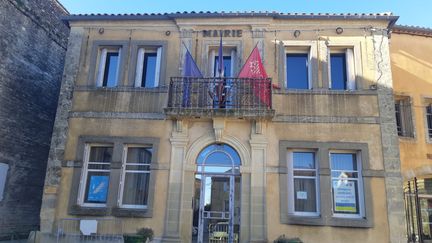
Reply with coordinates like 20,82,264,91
79,145,113,207
134,47,162,87
96,47,121,87
119,146,152,208
288,151,319,216
330,152,364,218
286,53,310,89
395,97,414,137
427,104,432,140
209,47,236,77
0,163,8,201
329,49,355,90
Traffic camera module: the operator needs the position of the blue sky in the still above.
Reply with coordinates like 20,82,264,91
59,0,432,28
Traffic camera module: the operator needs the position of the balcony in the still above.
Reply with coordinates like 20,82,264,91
165,77,275,119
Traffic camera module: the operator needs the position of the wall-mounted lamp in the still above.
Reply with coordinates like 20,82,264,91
336,27,344,35
98,28,104,35
293,30,301,38
165,31,171,36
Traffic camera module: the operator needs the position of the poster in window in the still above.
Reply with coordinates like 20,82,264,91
333,180,357,213
87,175,109,202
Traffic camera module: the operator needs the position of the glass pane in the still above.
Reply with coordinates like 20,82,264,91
330,153,357,171
127,147,152,164
103,52,119,87
126,164,151,171
198,166,239,174
89,147,113,162
332,179,360,214
142,53,157,87
293,170,316,177
331,171,358,179
88,163,110,170
197,144,240,166
330,53,347,90
286,54,309,89
84,171,110,204
294,178,317,213
122,172,150,206
427,106,432,138
214,56,232,77
293,152,315,169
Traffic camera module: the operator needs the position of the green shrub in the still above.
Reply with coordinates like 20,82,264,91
274,234,303,243
137,227,154,242
124,228,154,243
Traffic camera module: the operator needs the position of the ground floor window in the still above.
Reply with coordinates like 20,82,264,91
404,178,432,242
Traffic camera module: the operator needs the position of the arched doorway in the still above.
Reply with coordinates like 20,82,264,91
192,143,241,243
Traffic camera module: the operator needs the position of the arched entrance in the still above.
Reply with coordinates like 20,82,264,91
192,143,241,243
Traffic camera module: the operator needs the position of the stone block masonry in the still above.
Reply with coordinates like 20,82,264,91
0,0,69,240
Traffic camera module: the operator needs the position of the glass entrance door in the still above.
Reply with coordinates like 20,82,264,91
192,144,241,243
193,174,240,243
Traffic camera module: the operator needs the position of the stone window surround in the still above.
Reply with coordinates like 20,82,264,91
200,40,243,77
395,94,417,140
87,40,129,87
422,96,432,144
279,141,377,228
68,136,159,218
127,41,168,88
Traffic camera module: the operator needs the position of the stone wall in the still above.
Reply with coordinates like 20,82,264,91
0,0,69,240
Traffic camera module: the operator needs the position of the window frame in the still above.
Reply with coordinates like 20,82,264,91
287,149,320,217
285,49,312,90
77,143,113,208
395,96,415,138
209,47,237,77
424,99,432,143
95,47,122,88
329,150,365,219
0,163,8,202
134,47,162,88
328,48,356,91
118,144,152,209
87,41,129,88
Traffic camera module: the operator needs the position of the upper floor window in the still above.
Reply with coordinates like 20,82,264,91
209,46,236,77
427,104,432,140
288,150,319,216
0,163,8,202
78,145,113,207
330,152,364,218
96,47,121,87
395,97,414,138
286,53,310,89
329,48,355,90
134,47,162,88
119,146,152,208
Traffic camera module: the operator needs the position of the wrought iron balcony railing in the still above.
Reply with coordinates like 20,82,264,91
165,77,274,119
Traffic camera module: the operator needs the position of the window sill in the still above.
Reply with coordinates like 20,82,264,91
281,214,324,226
328,217,372,228
69,205,109,216
111,207,152,218
74,85,168,93
281,214,372,228
273,89,377,95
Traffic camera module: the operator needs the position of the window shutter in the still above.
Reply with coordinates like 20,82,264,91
230,49,236,76
96,48,108,87
135,48,145,87
210,50,216,77
346,48,356,90
154,47,162,87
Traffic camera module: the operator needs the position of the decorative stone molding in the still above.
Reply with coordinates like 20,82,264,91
213,118,226,142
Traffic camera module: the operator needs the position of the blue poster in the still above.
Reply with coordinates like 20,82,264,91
87,175,109,202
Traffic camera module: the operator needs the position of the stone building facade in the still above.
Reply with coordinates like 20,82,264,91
0,0,69,240
39,12,406,242
390,25,432,242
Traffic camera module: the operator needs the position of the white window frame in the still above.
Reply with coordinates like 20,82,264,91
287,149,320,217
282,41,317,90
0,163,8,201
209,46,237,77
134,47,162,88
329,150,365,218
96,47,122,87
326,40,362,91
118,145,152,209
78,144,112,207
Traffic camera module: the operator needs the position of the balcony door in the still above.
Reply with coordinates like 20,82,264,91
192,144,241,243
210,48,236,108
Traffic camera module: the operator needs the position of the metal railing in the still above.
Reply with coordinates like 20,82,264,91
56,218,123,243
165,77,274,119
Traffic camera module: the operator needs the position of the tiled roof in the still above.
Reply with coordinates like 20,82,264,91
393,25,432,37
63,11,398,22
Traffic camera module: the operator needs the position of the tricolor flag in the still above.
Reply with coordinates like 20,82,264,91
237,45,270,107
182,49,202,107
217,35,224,77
